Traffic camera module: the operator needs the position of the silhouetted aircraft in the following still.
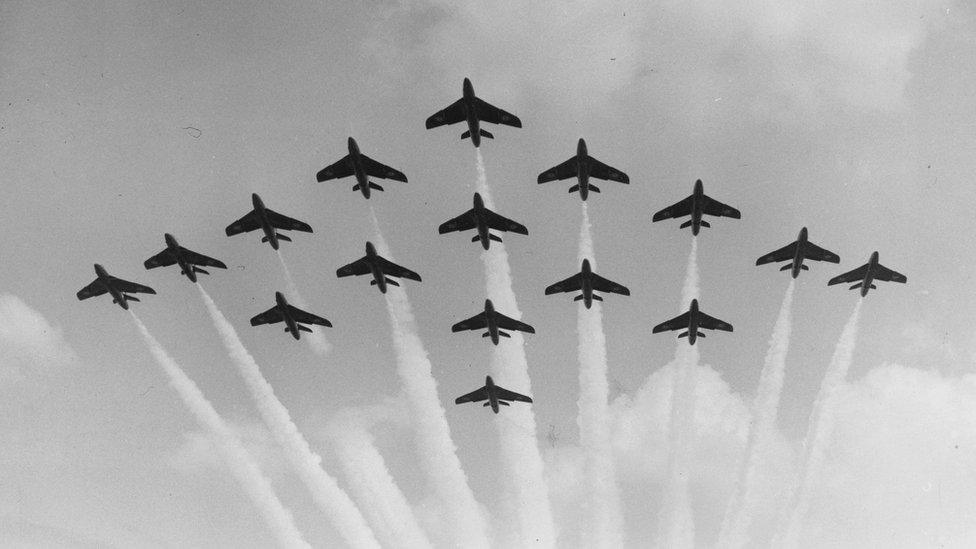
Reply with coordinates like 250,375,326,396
336,242,421,293
452,298,534,345
439,192,527,250
756,227,840,278
652,179,740,235
250,291,332,340
225,193,312,250
144,233,227,283
455,376,532,414
544,258,630,308
652,299,733,345
316,137,407,199
76,264,156,310
537,138,629,201
425,78,522,147
827,251,906,297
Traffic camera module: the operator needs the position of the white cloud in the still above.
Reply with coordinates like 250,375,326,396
0,294,79,386
169,420,286,477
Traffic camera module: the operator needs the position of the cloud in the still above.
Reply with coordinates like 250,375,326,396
169,420,286,476
0,294,79,386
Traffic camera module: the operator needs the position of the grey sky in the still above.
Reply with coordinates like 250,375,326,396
2,0,975,546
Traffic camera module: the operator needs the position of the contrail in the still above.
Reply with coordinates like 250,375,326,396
576,203,625,548
718,280,796,548
128,312,311,549
276,251,332,357
325,398,433,549
196,285,381,549
369,210,492,549
475,149,558,548
779,299,863,547
658,239,700,548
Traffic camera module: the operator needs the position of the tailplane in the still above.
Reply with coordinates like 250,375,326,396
680,220,693,229
193,266,210,275
700,220,711,228
489,234,502,242
461,130,471,140
568,184,580,194
479,129,494,139
589,184,601,193
780,264,792,271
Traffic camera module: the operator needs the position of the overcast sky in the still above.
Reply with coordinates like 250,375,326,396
2,0,976,547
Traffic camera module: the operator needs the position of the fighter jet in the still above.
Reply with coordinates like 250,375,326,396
425,78,522,147
438,192,528,250
225,193,313,251
144,233,227,283
652,299,733,345
336,242,421,293
537,138,629,201
755,227,840,278
544,258,630,308
452,299,535,345
315,137,407,199
76,264,156,310
455,375,533,414
250,291,332,340
827,251,906,297
652,179,741,235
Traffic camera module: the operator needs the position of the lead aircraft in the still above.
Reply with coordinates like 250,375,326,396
544,258,630,309
316,137,407,199
827,251,906,297
336,242,422,293
76,264,156,310
438,192,527,250
250,291,332,340
537,138,629,201
144,233,227,283
652,179,740,235
455,376,533,414
425,78,522,147
652,299,733,345
225,193,312,250
451,298,534,345
755,227,840,278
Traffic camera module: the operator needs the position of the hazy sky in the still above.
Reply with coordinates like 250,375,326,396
2,0,976,547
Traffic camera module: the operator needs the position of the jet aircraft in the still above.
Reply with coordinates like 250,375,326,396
652,179,741,235
316,137,408,199
652,299,733,345
544,259,630,308
336,242,422,293
250,291,332,340
144,233,227,283
755,227,840,278
425,78,522,147
827,251,907,297
76,264,156,310
455,375,533,414
225,193,313,251
537,138,629,201
438,192,528,250
451,298,535,345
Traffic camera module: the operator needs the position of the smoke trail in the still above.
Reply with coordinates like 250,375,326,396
276,251,332,357
475,149,558,548
369,210,492,549
718,280,796,548
325,399,433,549
780,299,863,547
196,285,381,549
576,203,625,548
658,239,701,548
128,313,311,549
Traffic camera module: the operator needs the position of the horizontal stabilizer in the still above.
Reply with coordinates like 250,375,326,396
498,401,509,406
680,220,693,229
592,294,603,301
850,283,862,290
472,235,481,242
499,331,511,338
352,183,360,191
697,331,706,338
369,182,384,192
870,284,877,289
801,265,809,270
678,331,689,338
385,277,399,287
482,332,491,338
193,267,209,275
574,295,584,301
298,325,312,333
277,234,292,242
461,130,471,140
127,295,140,302
489,234,502,242
589,184,601,193
780,264,792,271
700,220,711,228
479,129,493,139
483,402,491,407
568,184,580,193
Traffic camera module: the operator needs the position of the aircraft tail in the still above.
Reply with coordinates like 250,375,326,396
498,400,509,406
297,325,312,333
369,182,384,192
700,220,711,228
115,294,140,305
589,184,601,193
592,294,603,302
801,265,809,271
489,234,502,242
385,277,399,287
479,129,493,139
499,331,511,338
461,130,471,140
482,332,491,338
780,264,792,271
483,402,491,406
263,233,291,243
471,235,481,242
678,331,689,338
697,331,706,338
193,266,210,275
680,220,693,229
574,295,585,301
568,184,580,194
849,283,862,290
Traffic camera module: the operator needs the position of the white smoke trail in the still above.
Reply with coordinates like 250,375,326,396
780,299,863,547
475,149,558,548
128,312,311,549
369,210,492,549
324,399,433,549
576,203,625,548
276,251,332,357
718,280,796,548
196,285,380,549
658,239,701,548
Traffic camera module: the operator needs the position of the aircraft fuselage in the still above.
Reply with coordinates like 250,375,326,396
790,227,809,279
485,375,500,413
690,180,705,236
94,263,128,310
860,251,880,297
580,259,595,309
576,138,591,200
484,299,500,345
365,242,387,293
472,192,492,249
275,291,301,340
252,193,279,250
687,299,701,345
164,233,197,283
347,137,373,199
462,78,482,148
